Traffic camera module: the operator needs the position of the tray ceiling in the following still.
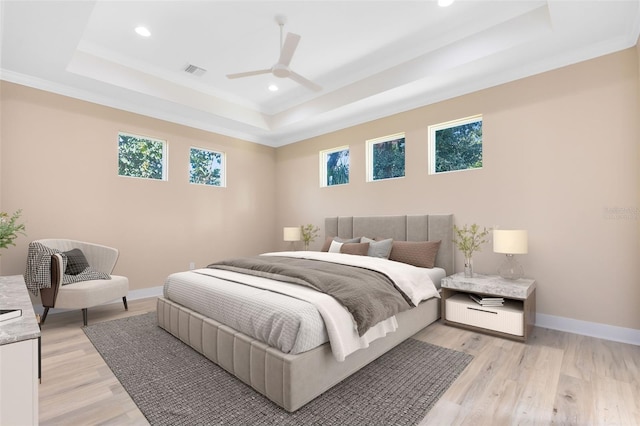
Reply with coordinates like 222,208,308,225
1,1,639,147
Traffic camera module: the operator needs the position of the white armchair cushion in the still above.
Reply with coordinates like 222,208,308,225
54,275,129,309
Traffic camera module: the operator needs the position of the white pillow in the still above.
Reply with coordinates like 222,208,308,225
328,240,344,253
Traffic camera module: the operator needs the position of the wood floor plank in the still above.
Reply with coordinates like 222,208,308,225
511,344,564,425
553,373,595,425
593,375,640,425
37,297,640,425
418,399,462,426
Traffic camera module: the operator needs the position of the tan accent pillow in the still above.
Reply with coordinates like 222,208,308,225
340,242,370,256
389,240,441,268
321,236,361,252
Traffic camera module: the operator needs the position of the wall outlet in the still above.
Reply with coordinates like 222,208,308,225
189,262,195,270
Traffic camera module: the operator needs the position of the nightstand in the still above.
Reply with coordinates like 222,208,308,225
441,273,536,342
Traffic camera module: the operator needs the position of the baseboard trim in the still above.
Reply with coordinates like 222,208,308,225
126,285,164,300
33,286,164,316
536,313,640,346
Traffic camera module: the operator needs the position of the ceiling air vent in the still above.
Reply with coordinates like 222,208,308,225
184,64,206,77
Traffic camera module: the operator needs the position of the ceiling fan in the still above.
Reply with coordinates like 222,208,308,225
226,15,322,92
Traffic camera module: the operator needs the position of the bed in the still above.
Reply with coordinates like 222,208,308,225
157,214,454,412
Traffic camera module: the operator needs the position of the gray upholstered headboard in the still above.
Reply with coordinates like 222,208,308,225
324,215,454,276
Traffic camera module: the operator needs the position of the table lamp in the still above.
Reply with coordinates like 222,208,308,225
493,229,528,280
283,226,301,250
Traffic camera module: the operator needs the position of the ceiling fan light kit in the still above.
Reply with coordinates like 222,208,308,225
226,15,322,92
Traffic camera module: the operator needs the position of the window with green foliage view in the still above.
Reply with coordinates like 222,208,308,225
118,133,167,180
320,146,349,187
430,115,483,174
190,147,225,187
367,133,405,181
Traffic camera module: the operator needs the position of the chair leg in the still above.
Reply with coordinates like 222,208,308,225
122,296,128,311
82,308,88,326
41,307,50,324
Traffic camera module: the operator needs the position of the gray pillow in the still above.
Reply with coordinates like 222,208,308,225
62,248,89,275
361,237,393,258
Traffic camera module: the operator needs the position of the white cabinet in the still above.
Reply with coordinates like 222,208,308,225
0,338,39,425
445,293,524,336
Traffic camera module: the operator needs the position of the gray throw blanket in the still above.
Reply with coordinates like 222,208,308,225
24,241,111,295
207,256,413,336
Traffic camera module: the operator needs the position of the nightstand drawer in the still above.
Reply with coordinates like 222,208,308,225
445,293,524,336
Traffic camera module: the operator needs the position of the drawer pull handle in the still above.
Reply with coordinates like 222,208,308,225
466,307,498,314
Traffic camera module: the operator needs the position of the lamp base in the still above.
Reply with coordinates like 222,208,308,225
498,254,524,280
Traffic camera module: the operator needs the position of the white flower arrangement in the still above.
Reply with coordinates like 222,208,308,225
301,224,320,250
453,223,490,259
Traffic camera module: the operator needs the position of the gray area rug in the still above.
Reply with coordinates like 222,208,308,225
84,312,472,426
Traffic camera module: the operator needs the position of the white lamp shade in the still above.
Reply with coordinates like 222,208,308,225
283,226,301,242
493,230,528,254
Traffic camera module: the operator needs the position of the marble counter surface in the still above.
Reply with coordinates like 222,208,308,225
441,272,536,299
0,275,41,345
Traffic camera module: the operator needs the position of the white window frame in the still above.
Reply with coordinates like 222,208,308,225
428,115,483,175
118,132,168,181
366,132,406,182
319,145,350,187
189,146,226,187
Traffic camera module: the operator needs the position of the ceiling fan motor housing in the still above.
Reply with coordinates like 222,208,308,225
272,63,291,78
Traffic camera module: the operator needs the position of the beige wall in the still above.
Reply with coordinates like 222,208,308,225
276,47,640,330
1,45,638,332
0,82,277,290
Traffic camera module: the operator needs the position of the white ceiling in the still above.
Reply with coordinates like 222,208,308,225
1,1,639,147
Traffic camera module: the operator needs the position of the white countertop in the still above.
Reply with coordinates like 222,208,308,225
441,272,536,299
0,275,41,345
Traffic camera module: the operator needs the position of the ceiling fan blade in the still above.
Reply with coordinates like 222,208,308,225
289,71,322,92
278,32,301,66
226,69,271,79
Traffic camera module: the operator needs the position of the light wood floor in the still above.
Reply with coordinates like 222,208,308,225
38,298,640,425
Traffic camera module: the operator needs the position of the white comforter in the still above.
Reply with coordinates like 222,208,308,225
198,251,440,361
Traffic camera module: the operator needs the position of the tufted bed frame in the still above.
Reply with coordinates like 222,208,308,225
157,214,454,412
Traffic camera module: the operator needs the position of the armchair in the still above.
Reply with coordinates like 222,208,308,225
35,239,129,326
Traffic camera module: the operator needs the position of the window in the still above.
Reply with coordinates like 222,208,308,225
366,133,405,182
118,132,167,180
320,146,350,187
190,147,225,187
429,115,483,174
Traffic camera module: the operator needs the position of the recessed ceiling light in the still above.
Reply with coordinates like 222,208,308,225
268,84,279,92
438,0,454,7
135,26,151,37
